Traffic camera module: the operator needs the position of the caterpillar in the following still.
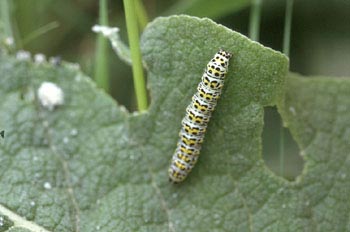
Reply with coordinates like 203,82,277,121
168,49,232,183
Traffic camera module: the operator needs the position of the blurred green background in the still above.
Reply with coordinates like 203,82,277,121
1,0,350,180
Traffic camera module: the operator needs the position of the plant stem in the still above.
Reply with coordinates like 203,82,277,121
22,21,59,46
94,0,110,92
0,0,14,39
280,0,294,176
248,0,262,41
283,0,294,57
134,0,149,32
123,0,148,111
279,124,285,176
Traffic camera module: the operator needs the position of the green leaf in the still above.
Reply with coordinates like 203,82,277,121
277,73,350,232
8,15,350,231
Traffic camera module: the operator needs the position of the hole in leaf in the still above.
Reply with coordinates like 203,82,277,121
262,106,304,181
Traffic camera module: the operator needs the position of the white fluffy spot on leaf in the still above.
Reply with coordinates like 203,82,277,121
37,82,64,110
5,37,14,46
43,182,52,190
16,50,31,61
34,53,46,64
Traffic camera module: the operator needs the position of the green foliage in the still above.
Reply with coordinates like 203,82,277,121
0,214,14,231
0,15,349,231
277,73,350,231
